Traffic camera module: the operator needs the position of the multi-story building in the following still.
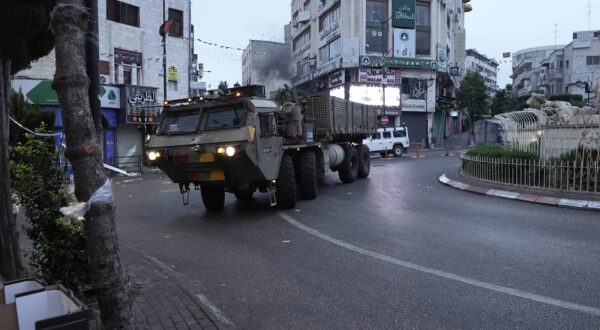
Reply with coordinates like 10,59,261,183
512,45,564,100
242,25,293,99
465,48,498,98
13,0,196,171
288,0,471,145
512,31,600,107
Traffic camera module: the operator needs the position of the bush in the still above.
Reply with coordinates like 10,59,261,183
547,94,585,107
11,127,89,294
465,145,539,160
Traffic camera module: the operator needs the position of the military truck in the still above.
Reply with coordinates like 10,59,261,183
145,85,377,210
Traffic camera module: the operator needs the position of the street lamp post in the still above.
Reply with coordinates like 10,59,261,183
422,77,435,148
373,12,392,121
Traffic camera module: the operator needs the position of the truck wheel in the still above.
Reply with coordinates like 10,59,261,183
338,144,358,183
392,144,404,157
315,150,325,184
276,154,296,209
299,151,318,199
357,145,370,178
200,185,225,211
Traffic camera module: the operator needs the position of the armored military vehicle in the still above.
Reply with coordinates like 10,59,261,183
145,85,377,210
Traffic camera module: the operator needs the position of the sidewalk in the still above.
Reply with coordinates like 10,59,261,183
439,170,600,212
122,245,234,330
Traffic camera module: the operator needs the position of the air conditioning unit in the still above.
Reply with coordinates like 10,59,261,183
309,59,317,66
99,74,110,84
298,10,311,24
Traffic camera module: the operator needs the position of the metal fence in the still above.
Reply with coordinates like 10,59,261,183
461,155,599,193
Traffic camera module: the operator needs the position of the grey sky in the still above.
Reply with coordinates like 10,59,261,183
192,0,598,90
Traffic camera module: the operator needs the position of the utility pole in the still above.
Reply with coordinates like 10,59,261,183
85,0,102,144
163,0,167,102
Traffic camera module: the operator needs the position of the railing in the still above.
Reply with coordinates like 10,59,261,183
461,155,599,193
106,155,142,176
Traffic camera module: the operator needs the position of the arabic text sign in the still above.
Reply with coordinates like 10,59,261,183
392,0,416,29
122,86,159,124
393,28,415,58
358,68,401,85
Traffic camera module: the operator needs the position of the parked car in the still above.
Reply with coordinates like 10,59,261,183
362,126,410,157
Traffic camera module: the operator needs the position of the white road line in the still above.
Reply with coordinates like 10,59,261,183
195,293,237,327
278,211,600,317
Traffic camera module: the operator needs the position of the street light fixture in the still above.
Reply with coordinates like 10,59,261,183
422,76,435,148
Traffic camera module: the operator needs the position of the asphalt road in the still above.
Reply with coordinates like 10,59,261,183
114,153,600,329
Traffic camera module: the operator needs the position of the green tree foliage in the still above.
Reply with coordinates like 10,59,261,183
491,84,519,115
11,127,89,293
218,81,229,93
9,92,55,145
1,0,56,281
0,1,56,74
457,72,489,144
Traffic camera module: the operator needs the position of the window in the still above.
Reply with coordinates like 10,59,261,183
168,81,178,91
586,56,600,65
202,107,246,130
366,0,388,54
371,133,380,140
168,8,184,37
259,113,276,136
416,2,430,56
566,60,569,69
292,12,298,26
107,0,139,27
319,38,341,62
303,0,311,11
393,130,406,138
383,131,392,139
293,28,311,51
319,4,340,32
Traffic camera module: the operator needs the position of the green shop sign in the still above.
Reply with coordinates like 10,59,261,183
392,0,416,29
360,56,437,70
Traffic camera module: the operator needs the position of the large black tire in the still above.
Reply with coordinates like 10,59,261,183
338,145,359,183
200,185,225,211
299,151,318,199
276,154,296,209
357,144,370,178
315,150,325,184
392,144,404,157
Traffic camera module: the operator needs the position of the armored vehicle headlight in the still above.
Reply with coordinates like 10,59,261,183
147,151,161,161
217,147,226,155
225,146,236,157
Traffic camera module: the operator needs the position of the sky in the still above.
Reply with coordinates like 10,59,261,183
192,0,599,90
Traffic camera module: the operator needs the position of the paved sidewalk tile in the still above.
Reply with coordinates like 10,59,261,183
122,247,219,330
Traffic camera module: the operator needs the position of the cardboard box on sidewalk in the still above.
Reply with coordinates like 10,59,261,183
0,280,93,330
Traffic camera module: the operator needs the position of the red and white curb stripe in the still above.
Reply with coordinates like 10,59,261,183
439,174,600,211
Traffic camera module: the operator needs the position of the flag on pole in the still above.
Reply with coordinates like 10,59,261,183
159,18,173,37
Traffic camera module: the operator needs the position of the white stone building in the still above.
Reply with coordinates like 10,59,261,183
242,26,293,99
465,48,498,98
288,0,471,145
13,0,195,172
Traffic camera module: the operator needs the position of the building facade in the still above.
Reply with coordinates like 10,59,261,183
13,0,195,172
289,0,471,145
242,26,293,99
512,31,600,107
465,48,498,98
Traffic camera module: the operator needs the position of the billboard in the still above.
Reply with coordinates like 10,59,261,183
393,28,415,58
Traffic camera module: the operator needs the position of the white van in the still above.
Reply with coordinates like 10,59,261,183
362,127,410,157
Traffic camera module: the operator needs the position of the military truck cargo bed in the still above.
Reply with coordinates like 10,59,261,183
301,96,378,141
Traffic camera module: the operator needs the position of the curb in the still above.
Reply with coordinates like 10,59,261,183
439,174,600,212
123,245,237,329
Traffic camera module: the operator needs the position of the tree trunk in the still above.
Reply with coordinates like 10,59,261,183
51,2,132,328
0,57,24,281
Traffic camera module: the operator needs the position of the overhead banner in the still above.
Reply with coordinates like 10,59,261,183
392,0,416,29
342,37,360,67
437,43,448,72
393,29,415,58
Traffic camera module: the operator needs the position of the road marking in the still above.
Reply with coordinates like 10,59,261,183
160,189,180,193
195,293,237,327
278,211,600,317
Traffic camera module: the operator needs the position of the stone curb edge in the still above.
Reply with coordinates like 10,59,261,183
122,245,237,329
439,174,600,212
